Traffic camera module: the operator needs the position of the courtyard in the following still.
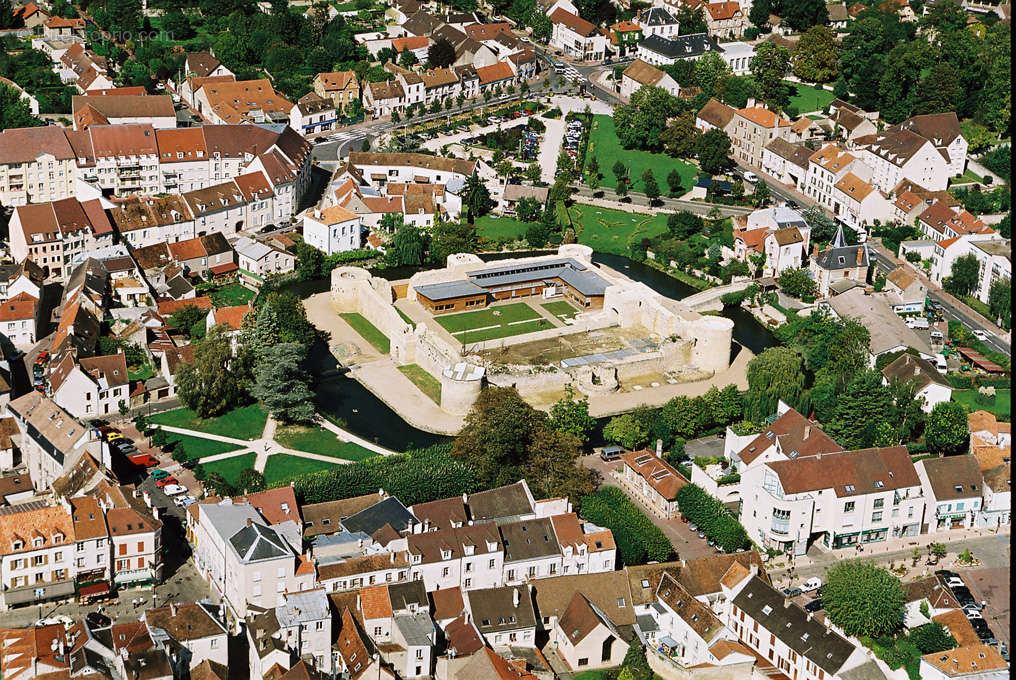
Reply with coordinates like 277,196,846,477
433,301,555,344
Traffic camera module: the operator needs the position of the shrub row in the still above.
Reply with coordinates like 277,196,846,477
579,487,674,566
675,483,751,552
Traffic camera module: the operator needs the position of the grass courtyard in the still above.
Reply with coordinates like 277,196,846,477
164,432,243,461
541,300,579,321
397,364,442,404
475,215,530,243
563,203,670,256
264,454,341,485
201,453,256,485
209,283,257,307
434,302,551,344
340,313,391,353
952,389,1011,420
150,404,268,440
785,81,836,113
585,115,698,195
275,425,379,461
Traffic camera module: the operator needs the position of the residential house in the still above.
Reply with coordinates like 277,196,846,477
193,78,294,127
643,572,739,667
49,352,130,419
182,52,234,81
696,98,736,134
454,647,538,680
609,21,643,57
247,588,334,674
969,438,1010,529
234,236,297,288
550,9,608,62
502,184,549,216
723,404,844,476
881,353,952,413
303,205,363,255
465,585,537,649
620,59,680,99
0,500,76,610
853,128,951,193
0,126,78,207
290,92,338,137
824,286,931,364
704,1,746,37
0,293,39,348
313,71,360,111
335,607,397,680
476,61,517,93
8,197,115,282
883,266,927,314
5,391,99,491
729,103,793,168
919,644,1008,680
0,260,44,304
916,455,983,533
832,172,894,237
637,33,718,67
549,512,616,576
892,113,968,178
810,225,870,298
406,523,504,592
969,410,1011,449
500,517,563,585
143,601,229,672
762,226,808,276
363,79,407,119
72,94,176,130
636,7,680,38
618,449,687,519
348,152,476,186
551,591,629,672
719,40,754,75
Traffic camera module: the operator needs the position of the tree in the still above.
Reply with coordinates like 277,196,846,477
675,5,707,34
515,196,543,223
204,472,236,497
943,254,980,297
803,206,838,243
548,387,596,444
824,371,898,449
387,223,424,266
753,179,771,207
642,169,660,203
586,155,600,180
250,342,315,424
667,211,704,239
463,174,492,222
451,387,596,502
667,169,684,196
294,241,325,281
175,326,244,419
612,85,680,151
910,623,957,654
169,304,208,339
615,179,629,199
525,222,549,248
603,413,651,450
660,114,700,159
824,560,905,638
0,84,36,130
695,129,732,175
429,218,479,262
620,644,653,680
660,396,710,440
925,401,969,455
748,0,771,28
988,277,1010,328
922,0,967,33
744,347,805,421
525,163,541,183
693,51,731,96
398,47,418,68
530,10,552,40
914,62,961,115
236,469,266,494
428,38,456,68
777,267,817,300
612,160,628,183
0,0,16,29
750,42,791,107
792,26,840,83
783,0,828,31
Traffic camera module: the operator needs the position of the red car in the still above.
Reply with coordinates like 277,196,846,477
128,454,160,468
35,350,49,364
155,476,178,488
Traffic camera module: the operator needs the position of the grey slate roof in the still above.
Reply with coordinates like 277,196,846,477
389,580,429,612
814,225,869,271
229,522,291,563
277,589,330,626
394,612,436,646
499,517,561,563
466,585,537,634
732,576,856,675
202,501,264,543
341,496,415,536
467,480,533,522
639,33,717,59
639,7,678,25
414,279,487,301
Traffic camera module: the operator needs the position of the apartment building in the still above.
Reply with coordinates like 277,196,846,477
723,404,843,475
928,234,1009,303
8,197,115,282
761,137,811,187
0,126,78,206
892,113,968,177
247,588,334,674
348,152,477,187
49,352,130,419
303,205,363,255
802,144,863,210
550,9,608,61
501,517,564,585
143,600,228,671
705,1,746,37
313,71,360,110
740,446,925,555
6,391,99,491
852,128,951,193
0,293,39,348
72,94,177,130
104,482,164,588
0,501,76,610
69,495,111,589
916,455,984,533
916,201,994,242
619,449,687,519
636,7,680,37
406,523,504,592
832,171,894,236
465,585,538,649
729,104,793,167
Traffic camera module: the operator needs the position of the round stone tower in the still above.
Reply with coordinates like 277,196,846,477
691,315,735,373
440,362,485,415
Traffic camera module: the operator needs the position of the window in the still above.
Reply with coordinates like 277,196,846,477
617,597,626,608
871,511,883,522
210,639,219,648
844,501,855,513
873,499,884,509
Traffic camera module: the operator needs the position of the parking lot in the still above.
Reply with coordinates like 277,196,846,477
964,567,1010,647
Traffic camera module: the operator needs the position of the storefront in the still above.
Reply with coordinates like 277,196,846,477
831,531,859,548
860,528,888,544
78,581,112,604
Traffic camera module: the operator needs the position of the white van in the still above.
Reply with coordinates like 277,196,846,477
906,317,929,330
934,354,947,372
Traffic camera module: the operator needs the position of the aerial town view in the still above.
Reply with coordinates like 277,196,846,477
0,0,1010,677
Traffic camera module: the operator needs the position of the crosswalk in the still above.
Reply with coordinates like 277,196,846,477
322,129,366,144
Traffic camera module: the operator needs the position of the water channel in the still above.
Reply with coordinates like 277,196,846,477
290,254,778,451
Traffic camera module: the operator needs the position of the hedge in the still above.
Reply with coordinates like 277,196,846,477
675,483,751,552
274,444,479,507
945,375,1011,390
579,487,674,566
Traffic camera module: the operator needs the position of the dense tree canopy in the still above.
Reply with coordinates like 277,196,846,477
792,26,840,83
175,326,245,418
612,86,680,151
825,561,906,638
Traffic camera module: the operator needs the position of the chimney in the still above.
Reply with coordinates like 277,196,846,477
356,593,361,611
806,612,813,622
914,365,921,376
856,247,864,265
746,98,756,108
513,588,520,608
784,598,792,608
246,518,253,527
462,493,468,504
804,425,811,441
656,439,663,458
424,519,431,532
749,564,759,577
170,602,177,617
379,488,386,498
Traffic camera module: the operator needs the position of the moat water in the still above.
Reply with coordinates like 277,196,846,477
286,254,778,451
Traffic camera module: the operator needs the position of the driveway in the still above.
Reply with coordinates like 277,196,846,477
539,115,565,183
582,454,717,561
685,434,725,461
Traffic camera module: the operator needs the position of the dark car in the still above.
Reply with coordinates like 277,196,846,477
935,569,959,579
86,612,111,629
782,587,803,599
259,224,275,234
970,620,993,640
181,459,198,469
804,599,824,612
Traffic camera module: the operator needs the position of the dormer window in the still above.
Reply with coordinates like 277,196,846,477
33,537,44,547
12,540,23,551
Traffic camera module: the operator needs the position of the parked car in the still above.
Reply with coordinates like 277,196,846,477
688,524,697,531
181,459,198,469
149,469,170,479
128,454,160,468
155,476,178,488
782,587,803,598
804,599,824,612
743,171,759,183
86,612,111,629
173,495,197,507
105,432,124,442
162,484,187,496
802,577,822,592
697,532,705,539
964,608,983,620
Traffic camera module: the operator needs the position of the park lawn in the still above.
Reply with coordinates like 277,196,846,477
564,203,670,256
952,389,1010,420
209,283,257,307
201,453,256,485
275,425,379,461
785,81,835,113
435,302,541,332
164,432,243,460
264,454,341,485
456,318,552,344
397,364,442,404
340,313,391,353
475,215,531,243
149,404,268,440
586,115,697,195
542,300,579,320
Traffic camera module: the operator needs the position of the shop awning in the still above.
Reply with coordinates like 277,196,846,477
78,582,110,599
